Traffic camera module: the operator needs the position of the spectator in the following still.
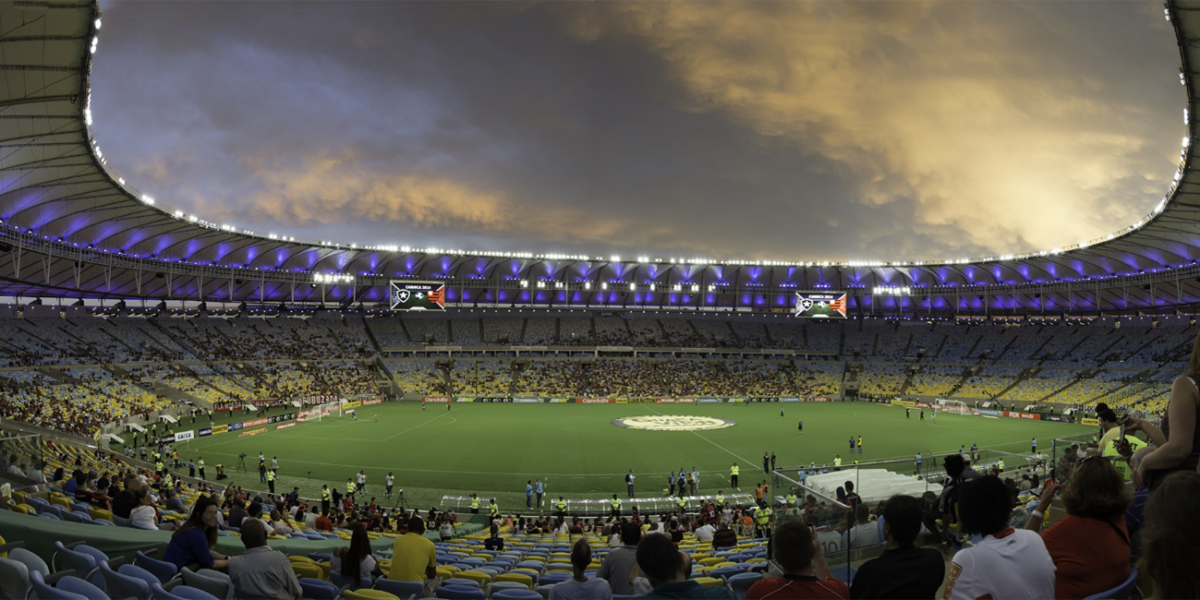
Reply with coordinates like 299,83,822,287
746,520,847,600
1025,458,1132,599
388,516,437,583
484,525,505,551
711,521,738,550
164,489,186,513
844,504,876,549
943,476,1054,600
1129,348,1200,489
228,500,249,529
1122,447,1153,563
332,524,380,586
269,510,293,537
111,475,140,519
924,454,967,552
315,510,334,531
163,495,230,571
850,495,944,600
694,521,715,543
551,538,613,600
597,522,642,596
129,488,160,530
228,519,303,600
1141,471,1200,599
634,533,733,599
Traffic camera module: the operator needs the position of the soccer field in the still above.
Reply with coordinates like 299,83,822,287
174,401,1094,511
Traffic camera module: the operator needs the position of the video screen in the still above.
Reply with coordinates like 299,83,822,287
794,291,847,319
389,281,446,311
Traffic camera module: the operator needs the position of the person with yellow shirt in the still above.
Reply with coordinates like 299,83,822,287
389,516,437,583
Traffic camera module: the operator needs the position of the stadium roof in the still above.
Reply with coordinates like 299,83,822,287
0,0,1199,311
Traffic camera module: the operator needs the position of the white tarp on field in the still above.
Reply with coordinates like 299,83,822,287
804,469,936,504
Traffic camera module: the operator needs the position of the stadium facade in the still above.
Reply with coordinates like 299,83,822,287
2,0,1200,315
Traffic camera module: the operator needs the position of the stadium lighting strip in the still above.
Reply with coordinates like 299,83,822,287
78,9,1192,274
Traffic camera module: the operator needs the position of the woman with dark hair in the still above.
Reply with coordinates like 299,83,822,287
943,476,1055,600
1141,471,1200,599
332,523,379,586
1127,335,1200,489
851,495,944,599
163,495,230,571
1026,458,1132,599
550,538,612,600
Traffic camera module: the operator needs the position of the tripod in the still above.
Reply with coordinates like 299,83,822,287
390,490,406,513
237,455,247,472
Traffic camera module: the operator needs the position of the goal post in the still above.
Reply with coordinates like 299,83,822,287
938,399,971,416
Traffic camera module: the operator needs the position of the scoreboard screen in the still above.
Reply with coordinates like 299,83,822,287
389,281,446,311
794,291,848,319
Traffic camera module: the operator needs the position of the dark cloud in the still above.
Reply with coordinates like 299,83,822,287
90,0,1182,262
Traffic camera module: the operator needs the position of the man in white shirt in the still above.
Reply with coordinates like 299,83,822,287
943,476,1055,600
695,522,715,543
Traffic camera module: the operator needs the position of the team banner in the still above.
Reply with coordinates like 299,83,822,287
1004,411,1042,420
251,399,288,408
423,397,451,403
295,396,338,406
1080,418,1100,426
238,427,268,438
362,398,384,406
794,291,848,319
211,424,228,435
343,401,362,410
229,422,244,432
577,398,614,404
389,280,446,311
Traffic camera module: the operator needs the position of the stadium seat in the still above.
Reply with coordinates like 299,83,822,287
487,581,530,596
728,572,762,600
1082,568,1140,600
29,570,88,600
455,570,493,586
329,571,372,590
136,551,178,584
692,577,725,588
180,567,234,600
492,590,542,600
436,584,486,600
53,541,109,591
290,562,323,581
99,560,150,599
442,578,482,588
343,590,399,600
373,578,423,600
536,572,569,586
299,578,340,600
151,584,220,600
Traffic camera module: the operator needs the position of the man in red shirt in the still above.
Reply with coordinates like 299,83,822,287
315,510,333,531
747,520,849,599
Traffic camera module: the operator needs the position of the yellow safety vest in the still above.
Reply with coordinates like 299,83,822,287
716,494,724,505
731,466,739,476
164,474,173,487
834,458,842,466
199,459,205,468
677,497,686,508
998,459,1006,470
266,470,275,482
756,508,771,525
322,488,330,500
612,499,621,509
787,494,797,505
155,461,162,472
489,504,499,516
347,482,355,494
557,499,566,510
471,498,479,510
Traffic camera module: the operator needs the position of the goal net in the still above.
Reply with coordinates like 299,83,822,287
938,399,971,416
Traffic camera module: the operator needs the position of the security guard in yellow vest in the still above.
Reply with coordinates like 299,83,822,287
834,456,842,469
730,463,740,488
489,499,500,518
470,494,480,514
611,494,621,518
555,496,567,518
198,458,205,479
998,458,1006,473
266,468,275,493
347,478,356,501
676,495,687,516
716,492,725,506
321,485,331,514
164,473,173,488
754,505,772,537
787,493,797,507
155,460,163,475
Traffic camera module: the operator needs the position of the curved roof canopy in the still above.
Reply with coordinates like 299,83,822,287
0,0,1199,312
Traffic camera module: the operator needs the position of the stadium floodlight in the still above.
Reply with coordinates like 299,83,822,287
649,284,656,292
520,280,528,288
536,281,546,289
672,284,681,292
637,255,649,263
707,285,715,292
692,284,700,293
601,283,608,290
610,255,620,262
141,195,154,205
584,282,592,290
94,18,101,29
174,210,184,217
629,283,637,291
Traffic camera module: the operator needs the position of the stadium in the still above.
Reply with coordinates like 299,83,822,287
0,1,1196,599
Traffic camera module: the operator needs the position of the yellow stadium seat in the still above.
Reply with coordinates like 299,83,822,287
435,566,458,580
699,557,723,567
713,562,737,569
291,562,324,581
14,504,35,516
456,571,493,586
342,589,398,600
495,573,533,589
693,577,724,588
87,507,114,522
50,496,71,509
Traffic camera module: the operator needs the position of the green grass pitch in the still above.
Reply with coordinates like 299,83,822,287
172,401,1095,511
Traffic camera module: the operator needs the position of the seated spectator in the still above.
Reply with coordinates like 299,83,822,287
228,519,303,600
388,516,437,583
551,538,613,600
164,489,186,513
269,510,293,537
111,475,140,519
332,524,380,586
844,504,876,549
315,510,334,531
129,488,160,530
1025,458,1132,599
747,520,846,600
694,521,715,543
1141,471,1200,599
597,522,642,596
634,533,733,599
163,495,230,571
944,476,1054,600
484,525,505,551
850,495,944,599
228,500,249,529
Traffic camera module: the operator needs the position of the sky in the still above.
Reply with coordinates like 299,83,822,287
89,1,1184,263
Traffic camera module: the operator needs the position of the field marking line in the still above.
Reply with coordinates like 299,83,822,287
381,411,452,441
637,405,758,466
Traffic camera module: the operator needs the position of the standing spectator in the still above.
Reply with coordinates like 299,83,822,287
163,496,230,571
942,476,1055,600
388,516,437,583
1141,471,1200,599
315,510,334,531
526,480,534,509
850,495,944,599
1024,458,1131,599
332,524,380,586
536,478,545,508
551,538,613,600
626,470,636,498
596,522,642,596
227,519,303,600
746,520,846,600
1056,445,1078,483
763,452,770,474
635,533,734,599
1126,378,1199,490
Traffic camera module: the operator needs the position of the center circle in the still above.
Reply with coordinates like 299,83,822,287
611,415,737,431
